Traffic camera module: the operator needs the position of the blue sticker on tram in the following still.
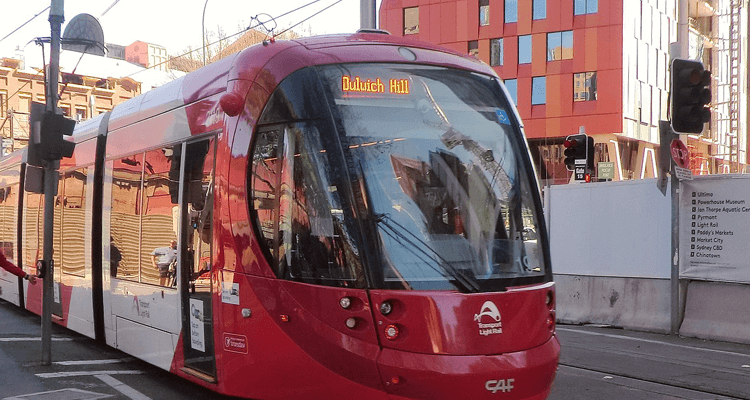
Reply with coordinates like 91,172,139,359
496,109,511,125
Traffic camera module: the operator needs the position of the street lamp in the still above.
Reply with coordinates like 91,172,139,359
202,0,209,66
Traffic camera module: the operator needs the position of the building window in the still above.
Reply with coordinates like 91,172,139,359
504,79,517,105
480,0,490,26
505,0,518,23
574,72,597,101
533,0,547,20
75,108,86,122
0,91,5,119
547,31,573,61
518,35,532,64
575,0,598,15
490,38,504,66
404,7,419,34
468,41,479,57
532,77,546,105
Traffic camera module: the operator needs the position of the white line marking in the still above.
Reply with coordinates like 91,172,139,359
95,374,151,400
557,327,750,358
3,388,113,400
54,359,129,366
0,337,74,342
36,370,143,378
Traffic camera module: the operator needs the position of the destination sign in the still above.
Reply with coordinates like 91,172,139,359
341,76,410,95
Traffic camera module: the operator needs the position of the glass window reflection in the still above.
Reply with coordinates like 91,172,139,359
504,79,517,105
60,169,87,276
532,76,546,105
533,0,546,20
142,148,178,286
518,35,532,64
404,7,419,34
505,0,518,23
110,153,144,282
490,38,503,67
547,31,573,61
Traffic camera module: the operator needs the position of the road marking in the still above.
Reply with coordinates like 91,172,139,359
558,327,750,358
2,388,112,400
95,374,151,400
36,370,143,379
54,359,131,366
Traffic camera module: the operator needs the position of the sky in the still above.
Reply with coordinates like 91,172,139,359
0,0,383,60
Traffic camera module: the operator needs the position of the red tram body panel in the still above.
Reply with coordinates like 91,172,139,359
0,32,558,399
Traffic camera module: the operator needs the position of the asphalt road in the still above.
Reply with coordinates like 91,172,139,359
549,325,750,400
0,299,237,400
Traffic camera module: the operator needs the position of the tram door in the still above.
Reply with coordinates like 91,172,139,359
179,137,216,378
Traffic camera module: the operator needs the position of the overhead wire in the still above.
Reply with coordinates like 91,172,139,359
0,6,51,44
124,0,340,77
275,0,343,38
2,0,344,106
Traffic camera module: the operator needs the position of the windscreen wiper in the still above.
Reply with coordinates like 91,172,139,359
374,213,481,293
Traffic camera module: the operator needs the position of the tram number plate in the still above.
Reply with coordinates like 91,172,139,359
485,378,515,394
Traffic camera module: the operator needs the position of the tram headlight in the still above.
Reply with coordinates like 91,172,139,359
379,301,393,316
339,297,352,309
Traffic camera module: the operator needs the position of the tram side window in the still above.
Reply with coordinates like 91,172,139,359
0,184,19,262
251,125,364,287
59,169,88,277
23,192,43,276
141,148,178,286
110,154,144,282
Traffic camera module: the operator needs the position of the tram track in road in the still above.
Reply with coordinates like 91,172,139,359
557,364,748,400
555,326,750,399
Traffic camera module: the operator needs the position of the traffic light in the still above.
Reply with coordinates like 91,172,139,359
671,59,711,134
563,133,588,171
27,102,76,167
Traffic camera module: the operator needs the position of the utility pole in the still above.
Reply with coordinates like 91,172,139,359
360,0,376,30
41,0,65,367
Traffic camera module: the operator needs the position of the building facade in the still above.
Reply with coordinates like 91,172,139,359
0,57,140,155
380,0,748,183
125,41,169,71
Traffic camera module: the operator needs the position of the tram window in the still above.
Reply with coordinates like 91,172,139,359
251,130,280,257
141,148,178,286
23,192,43,275
110,153,144,282
250,124,365,287
184,139,214,291
60,168,88,277
0,183,18,261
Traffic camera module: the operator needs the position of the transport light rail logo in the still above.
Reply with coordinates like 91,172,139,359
474,301,502,336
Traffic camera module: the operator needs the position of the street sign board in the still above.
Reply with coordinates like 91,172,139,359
670,139,690,169
598,162,615,180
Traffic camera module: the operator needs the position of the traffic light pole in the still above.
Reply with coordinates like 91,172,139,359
41,0,64,367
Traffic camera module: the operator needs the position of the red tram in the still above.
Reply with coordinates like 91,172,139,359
0,31,558,399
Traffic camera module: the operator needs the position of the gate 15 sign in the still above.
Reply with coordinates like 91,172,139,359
670,139,690,169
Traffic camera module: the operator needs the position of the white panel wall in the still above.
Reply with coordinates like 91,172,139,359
547,179,671,278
